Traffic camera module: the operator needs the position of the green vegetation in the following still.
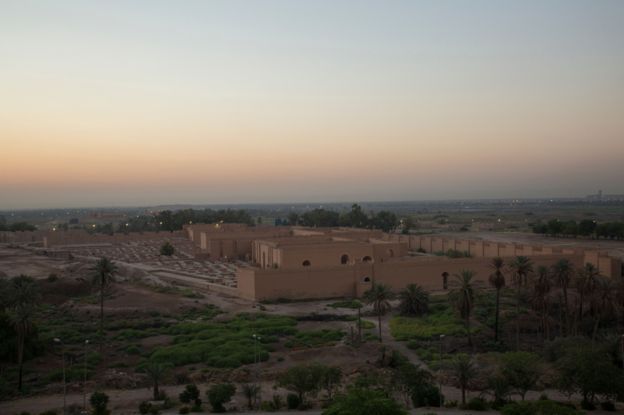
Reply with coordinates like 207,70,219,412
390,304,464,341
150,313,296,367
160,241,175,256
433,249,472,258
284,329,344,349
398,284,429,317
363,283,393,342
206,383,236,412
328,299,362,309
501,400,583,415
532,218,624,239
323,387,407,415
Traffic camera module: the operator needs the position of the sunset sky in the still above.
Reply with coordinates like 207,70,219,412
1,1,623,209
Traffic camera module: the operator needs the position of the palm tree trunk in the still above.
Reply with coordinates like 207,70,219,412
562,286,569,336
17,330,24,391
461,386,466,406
153,380,159,400
516,289,521,350
378,312,382,343
494,289,500,342
100,283,104,353
466,315,472,347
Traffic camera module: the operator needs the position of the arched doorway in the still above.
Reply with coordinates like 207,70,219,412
362,256,373,263
302,260,311,267
340,254,350,264
442,272,449,290
387,249,395,258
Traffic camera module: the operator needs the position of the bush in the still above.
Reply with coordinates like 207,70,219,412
206,383,236,412
139,401,152,415
47,273,58,282
323,387,407,415
601,401,616,411
38,411,58,415
90,391,110,415
284,329,344,349
501,400,583,415
286,393,301,410
178,407,190,415
464,397,488,411
179,384,200,404
328,300,362,309
160,242,175,256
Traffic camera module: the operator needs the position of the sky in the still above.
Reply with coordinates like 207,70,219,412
1,0,623,209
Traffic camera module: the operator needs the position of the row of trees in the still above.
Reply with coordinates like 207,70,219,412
532,219,624,239
287,204,399,232
0,217,37,232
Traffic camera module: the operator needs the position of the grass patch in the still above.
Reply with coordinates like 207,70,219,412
149,313,297,368
284,329,344,349
390,305,464,341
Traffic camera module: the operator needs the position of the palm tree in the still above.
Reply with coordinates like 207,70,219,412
144,360,170,400
398,283,429,317
551,259,573,336
92,257,117,351
449,270,476,347
488,258,506,342
509,256,533,349
451,354,478,406
574,263,600,335
532,266,552,341
363,283,394,343
8,275,40,391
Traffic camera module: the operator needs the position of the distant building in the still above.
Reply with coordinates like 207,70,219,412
586,190,624,201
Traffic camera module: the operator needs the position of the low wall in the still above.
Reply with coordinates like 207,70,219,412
236,253,584,301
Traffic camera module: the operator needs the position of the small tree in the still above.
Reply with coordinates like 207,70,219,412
363,283,394,343
450,354,477,406
90,391,110,415
500,352,542,400
277,364,325,407
207,383,236,413
320,366,342,401
160,242,175,256
241,383,260,410
144,360,171,400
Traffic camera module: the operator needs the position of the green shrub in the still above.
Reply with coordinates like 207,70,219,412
179,384,200,403
464,397,488,410
139,401,152,415
126,345,141,355
160,242,175,256
286,393,300,409
178,407,190,415
90,391,110,415
501,400,583,415
206,383,236,412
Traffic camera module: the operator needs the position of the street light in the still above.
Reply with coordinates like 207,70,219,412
54,338,66,415
84,340,90,412
439,334,445,408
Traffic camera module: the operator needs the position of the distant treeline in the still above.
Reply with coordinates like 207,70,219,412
532,219,624,239
285,204,400,232
0,217,37,232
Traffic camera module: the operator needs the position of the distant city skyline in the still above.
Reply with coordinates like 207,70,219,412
2,1,623,209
